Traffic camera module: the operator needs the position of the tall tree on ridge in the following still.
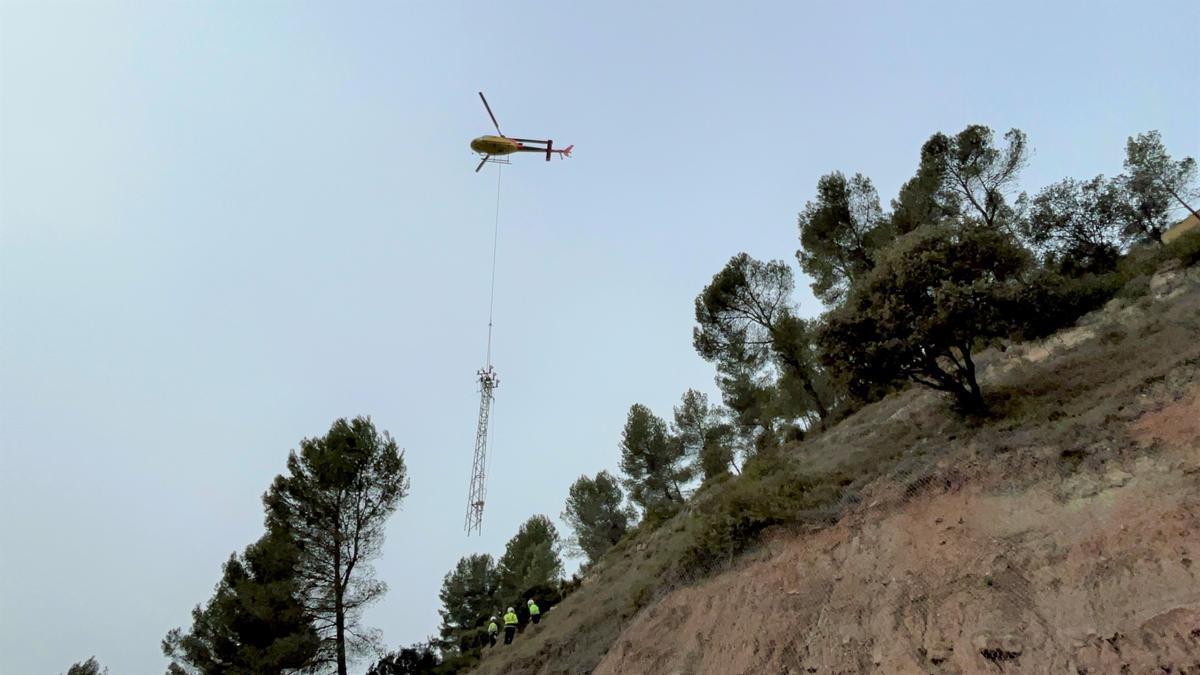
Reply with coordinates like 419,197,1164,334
671,389,736,480
1120,130,1199,243
796,171,892,306
894,125,1029,235
437,554,499,654
263,417,409,675
562,471,634,565
694,253,831,428
619,404,690,515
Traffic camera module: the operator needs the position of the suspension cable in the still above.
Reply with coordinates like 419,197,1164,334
485,165,502,368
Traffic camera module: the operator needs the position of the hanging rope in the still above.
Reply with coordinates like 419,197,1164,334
466,160,504,535
485,165,502,368
484,164,501,491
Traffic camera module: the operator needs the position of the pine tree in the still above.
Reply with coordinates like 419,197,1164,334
796,172,891,305
1022,175,1127,275
496,515,563,609
900,125,1029,233
561,471,634,565
437,554,499,653
162,528,320,674
694,254,832,429
366,643,440,675
64,657,108,675
671,390,736,480
618,404,690,515
1120,130,1199,243
263,416,409,675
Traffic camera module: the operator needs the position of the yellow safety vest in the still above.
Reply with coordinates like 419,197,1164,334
504,611,518,626
528,602,540,616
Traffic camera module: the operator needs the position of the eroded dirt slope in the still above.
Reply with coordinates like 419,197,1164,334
596,268,1200,674
596,394,1199,673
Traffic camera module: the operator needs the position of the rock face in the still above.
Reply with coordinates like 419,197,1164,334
593,391,1200,674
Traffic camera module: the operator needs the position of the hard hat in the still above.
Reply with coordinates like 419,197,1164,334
527,599,534,604
507,607,514,612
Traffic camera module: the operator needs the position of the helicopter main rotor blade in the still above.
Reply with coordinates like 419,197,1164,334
509,138,550,144
475,155,490,173
479,92,502,135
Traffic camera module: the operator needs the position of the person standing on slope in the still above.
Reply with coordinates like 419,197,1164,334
487,616,499,647
527,598,541,625
503,606,519,645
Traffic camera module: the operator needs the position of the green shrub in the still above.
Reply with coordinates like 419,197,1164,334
435,652,479,675
675,455,845,577
628,582,654,612
1116,243,1169,281
1167,228,1200,267
559,573,583,601
1116,273,1152,300
1011,269,1121,340
638,503,679,531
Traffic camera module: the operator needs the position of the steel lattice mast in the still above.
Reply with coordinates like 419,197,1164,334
465,365,498,534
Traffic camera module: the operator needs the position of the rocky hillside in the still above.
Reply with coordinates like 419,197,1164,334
476,262,1200,674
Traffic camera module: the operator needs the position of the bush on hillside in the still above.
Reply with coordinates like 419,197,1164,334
1009,269,1122,341
1168,228,1200,267
819,224,1030,413
1004,233,1196,341
675,453,847,578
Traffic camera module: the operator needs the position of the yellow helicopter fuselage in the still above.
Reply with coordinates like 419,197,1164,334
470,135,522,156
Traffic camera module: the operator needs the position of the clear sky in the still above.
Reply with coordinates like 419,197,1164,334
1,1,1196,673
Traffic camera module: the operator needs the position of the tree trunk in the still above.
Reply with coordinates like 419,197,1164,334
334,548,347,675
776,349,830,428
335,599,347,675
661,484,675,504
1166,186,1200,223
800,374,830,428
959,348,986,414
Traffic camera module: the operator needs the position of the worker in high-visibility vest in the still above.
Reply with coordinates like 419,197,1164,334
503,606,519,645
527,598,541,625
486,616,499,647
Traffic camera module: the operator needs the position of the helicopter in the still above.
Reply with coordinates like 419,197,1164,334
470,92,572,172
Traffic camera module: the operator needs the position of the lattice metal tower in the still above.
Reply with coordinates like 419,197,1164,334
465,365,498,534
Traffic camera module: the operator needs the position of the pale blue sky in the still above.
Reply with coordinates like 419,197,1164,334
1,1,1196,673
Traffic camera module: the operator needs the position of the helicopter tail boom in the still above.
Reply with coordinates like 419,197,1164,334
543,141,574,161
